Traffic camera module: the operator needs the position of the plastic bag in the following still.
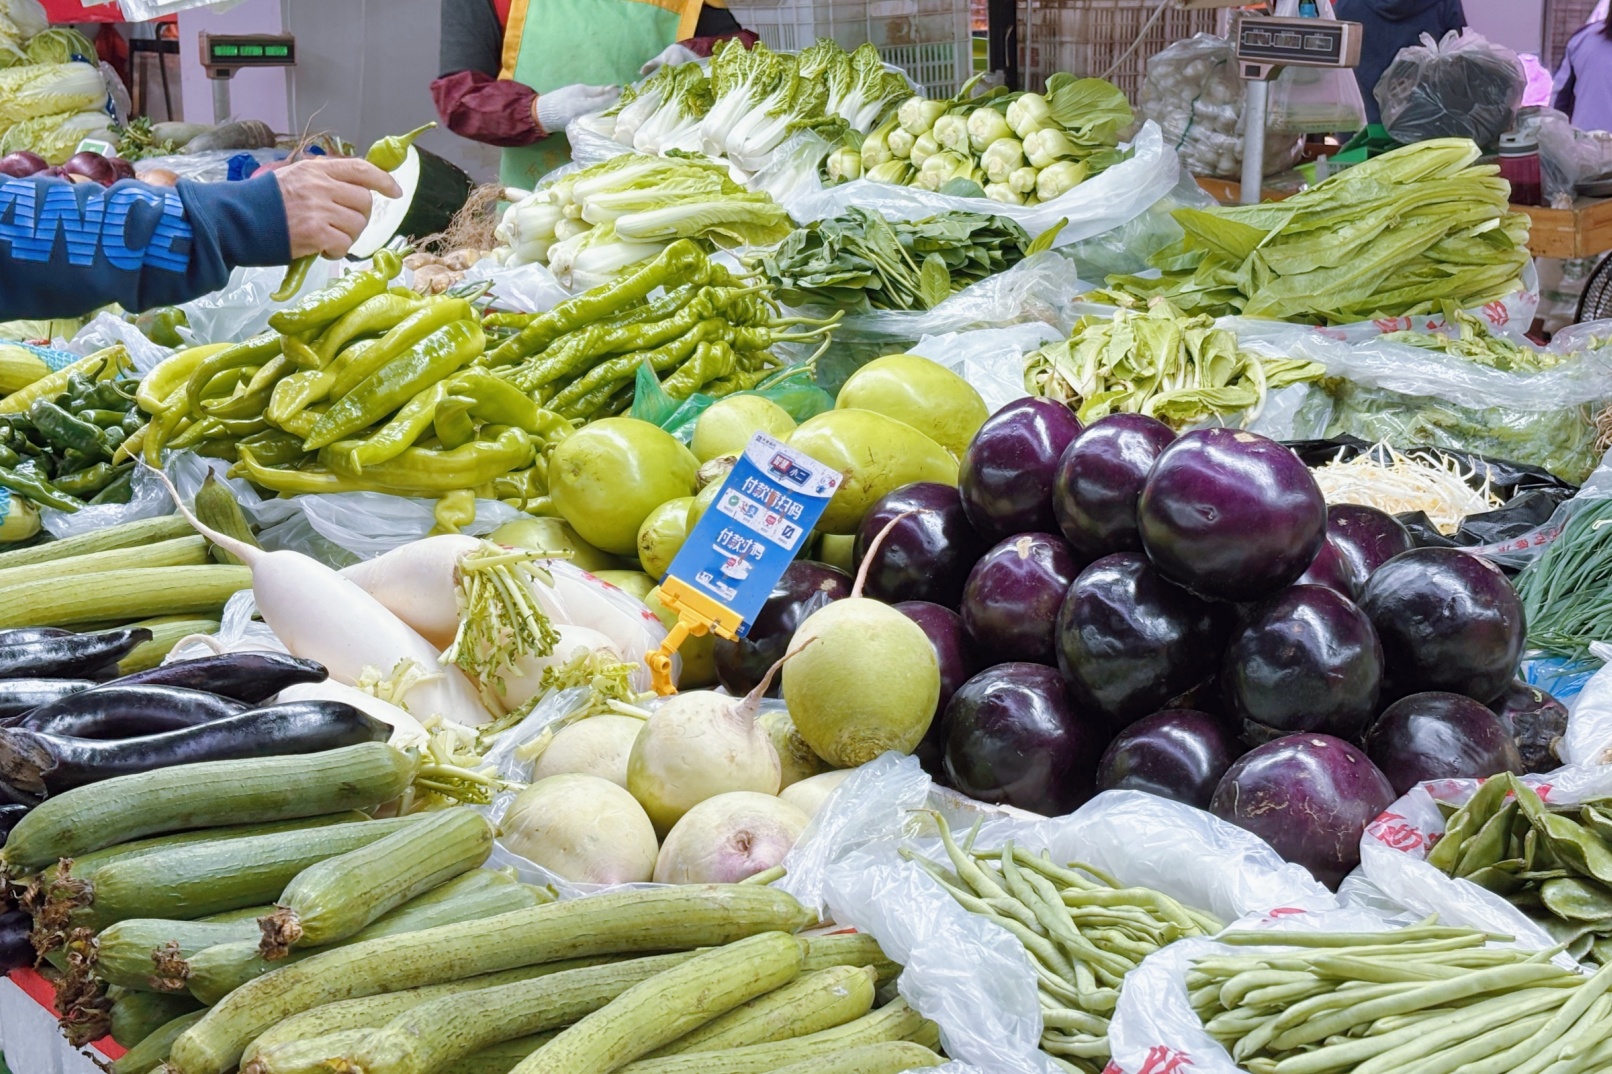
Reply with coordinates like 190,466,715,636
1376,30,1525,150
459,259,569,315
629,364,833,442
1060,166,1217,279
781,755,1334,1074
63,310,171,374
134,148,283,185
907,322,1063,413
1514,106,1612,202
1355,767,1612,961
1139,34,1305,179
782,253,1088,393
177,263,344,347
783,122,1184,251
1564,641,1612,765
1265,0,1367,133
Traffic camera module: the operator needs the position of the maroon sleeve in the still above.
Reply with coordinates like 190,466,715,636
678,29,759,59
430,70,543,147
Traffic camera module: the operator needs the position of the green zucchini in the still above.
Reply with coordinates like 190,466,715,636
279,953,701,1074
54,816,423,934
238,960,612,1067
512,932,803,1074
107,987,203,1048
0,514,193,570
4,742,416,872
798,933,900,983
648,965,876,1057
93,915,267,992
250,1032,559,1074
188,869,544,1004
259,807,493,958
767,1042,944,1074
166,885,816,1074
111,1008,208,1074
616,1001,936,1074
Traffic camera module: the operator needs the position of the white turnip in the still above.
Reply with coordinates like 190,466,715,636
652,791,809,884
756,708,829,789
779,769,853,818
501,774,658,885
531,714,644,788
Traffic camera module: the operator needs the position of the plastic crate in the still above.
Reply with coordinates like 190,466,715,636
727,0,974,96
1017,0,1223,101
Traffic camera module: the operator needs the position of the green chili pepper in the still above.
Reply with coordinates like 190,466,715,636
281,335,324,371
269,250,403,337
199,366,256,404
238,428,309,468
338,381,450,470
548,318,727,417
0,444,16,469
485,240,710,366
169,417,225,451
662,340,737,400
312,293,424,365
366,124,436,171
88,466,134,505
304,318,485,450
144,407,188,466
433,394,478,451
87,380,137,409
324,426,534,494
53,462,119,497
449,368,542,431
75,409,132,429
183,334,282,413
0,466,83,512
29,401,114,461
271,257,315,304
267,369,334,429
234,448,367,495
331,299,472,400
433,488,477,535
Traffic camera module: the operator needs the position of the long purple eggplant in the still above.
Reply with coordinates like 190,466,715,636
0,628,152,681
0,700,389,799
112,653,328,704
6,684,248,739
0,802,26,846
0,679,95,720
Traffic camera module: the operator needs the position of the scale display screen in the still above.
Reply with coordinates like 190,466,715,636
1233,14,1360,68
202,35,296,69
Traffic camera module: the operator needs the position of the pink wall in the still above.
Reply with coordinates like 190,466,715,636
176,0,288,129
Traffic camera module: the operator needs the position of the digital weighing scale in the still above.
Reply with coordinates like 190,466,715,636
199,33,297,124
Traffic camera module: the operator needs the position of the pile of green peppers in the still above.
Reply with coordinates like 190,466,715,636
0,356,143,512
484,240,839,422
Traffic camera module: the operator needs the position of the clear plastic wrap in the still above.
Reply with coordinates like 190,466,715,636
906,322,1062,413
133,148,282,184
458,259,569,314
1565,642,1612,766
1265,0,1367,134
62,310,171,373
1355,767,1612,963
1138,34,1305,180
782,122,1183,251
1376,30,1525,150
1059,167,1217,279
176,262,344,347
40,462,173,539
1514,106,1612,202
778,755,1334,1073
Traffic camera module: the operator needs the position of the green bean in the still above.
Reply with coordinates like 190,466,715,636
1467,967,1612,1074
1039,1007,1108,1035
1217,926,1496,948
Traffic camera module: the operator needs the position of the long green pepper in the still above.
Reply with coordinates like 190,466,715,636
304,319,485,450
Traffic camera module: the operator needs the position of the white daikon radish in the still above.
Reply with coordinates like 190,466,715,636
152,468,492,726
626,657,788,835
501,774,658,885
481,624,622,715
276,681,430,750
536,561,667,671
779,769,853,818
531,714,644,788
340,534,481,648
652,791,809,884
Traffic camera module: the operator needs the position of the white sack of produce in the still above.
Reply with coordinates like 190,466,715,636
775,755,1331,1074
783,122,1182,250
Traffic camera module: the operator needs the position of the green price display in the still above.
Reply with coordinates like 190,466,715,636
212,44,239,57
266,45,289,57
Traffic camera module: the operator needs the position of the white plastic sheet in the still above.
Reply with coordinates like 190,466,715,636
177,262,345,347
908,322,1060,412
777,755,1334,1074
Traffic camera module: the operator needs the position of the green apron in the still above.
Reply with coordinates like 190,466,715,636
500,0,688,189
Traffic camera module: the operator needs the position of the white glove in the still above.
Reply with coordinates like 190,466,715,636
535,83,622,135
641,43,702,76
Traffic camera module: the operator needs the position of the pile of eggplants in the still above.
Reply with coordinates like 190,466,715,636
0,628,384,840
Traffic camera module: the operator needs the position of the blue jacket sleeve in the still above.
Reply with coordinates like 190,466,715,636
0,173,292,321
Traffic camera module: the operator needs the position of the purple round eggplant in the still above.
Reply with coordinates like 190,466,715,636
961,532,1081,666
1327,504,1414,584
1221,585,1383,743
942,662,1105,815
1052,414,1176,559
894,600,979,780
1137,428,1326,603
1056,552,1231,730
958,399,1082,544
854,482,984,607
1358,547,1524,704
1095,709,1241,809
713,560,852,696
1364,691,1523,795
1210,733,1395,888
1490,679,1568,774
1295,537,1363,599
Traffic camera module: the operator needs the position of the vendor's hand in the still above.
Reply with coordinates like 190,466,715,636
275,157,403,260
641,43,701,76
535,83,621,136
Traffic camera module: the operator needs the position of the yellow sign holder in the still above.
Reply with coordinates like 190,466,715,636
646,576,745,696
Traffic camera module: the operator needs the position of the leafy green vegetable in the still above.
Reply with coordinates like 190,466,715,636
1380,310,1566,373
1516,498,1612,658
1098,139,1531,325
750,208,1043,312
1024,299,1325,427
